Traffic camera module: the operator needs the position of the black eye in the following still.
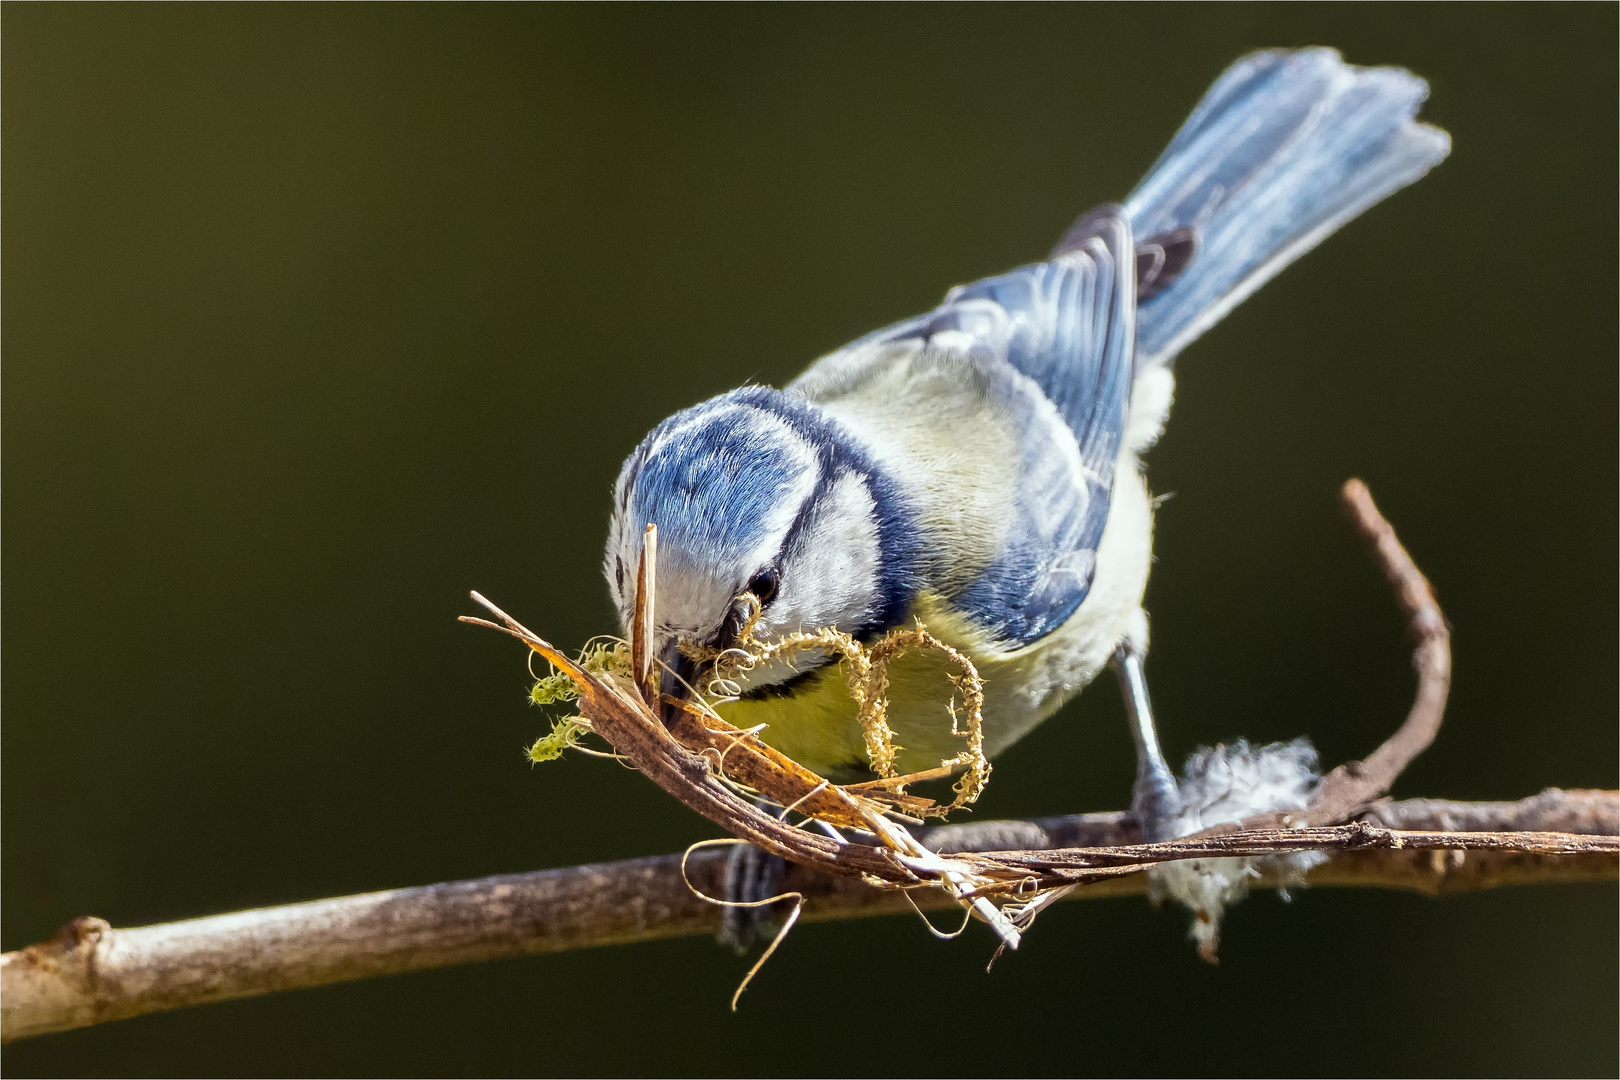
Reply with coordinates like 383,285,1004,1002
745,567,780,606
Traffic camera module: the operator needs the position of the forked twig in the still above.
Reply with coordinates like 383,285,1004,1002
1207,479,1452,836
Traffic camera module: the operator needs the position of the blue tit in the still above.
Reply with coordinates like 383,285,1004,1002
603,49,1449,832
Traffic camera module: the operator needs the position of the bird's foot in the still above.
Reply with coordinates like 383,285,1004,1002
1114,637,1183,841
717,841,788,954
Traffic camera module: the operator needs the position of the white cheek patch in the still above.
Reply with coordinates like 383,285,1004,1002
767,469,881,636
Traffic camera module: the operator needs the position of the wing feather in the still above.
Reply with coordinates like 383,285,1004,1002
790,208,1135,646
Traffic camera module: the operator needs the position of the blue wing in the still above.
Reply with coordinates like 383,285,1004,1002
791,208,1135,646
790,50,1449,648
943,208,1136,476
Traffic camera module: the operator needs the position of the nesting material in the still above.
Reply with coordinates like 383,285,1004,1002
683,593,992,813
451,480,1505,986
525,640,631,763
517,622,981,821
1150,738,1327,961
462,526,1027,957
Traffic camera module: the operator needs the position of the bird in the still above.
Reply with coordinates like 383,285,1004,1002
601,49,1449,926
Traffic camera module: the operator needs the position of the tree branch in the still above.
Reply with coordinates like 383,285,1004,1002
3,791,1614,1044
7,480,1614,1043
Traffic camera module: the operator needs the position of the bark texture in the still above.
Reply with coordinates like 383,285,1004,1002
4,790,1614,1044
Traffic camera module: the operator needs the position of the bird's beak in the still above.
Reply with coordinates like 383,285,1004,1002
656,638,697,725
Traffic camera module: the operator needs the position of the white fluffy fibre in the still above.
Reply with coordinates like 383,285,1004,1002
1148,738,1325,960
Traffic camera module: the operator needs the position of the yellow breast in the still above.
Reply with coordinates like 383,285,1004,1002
719,463,1154,781
715,593,1112,779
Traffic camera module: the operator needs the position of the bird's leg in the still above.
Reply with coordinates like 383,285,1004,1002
717,800,787,954
1113,639,1182,841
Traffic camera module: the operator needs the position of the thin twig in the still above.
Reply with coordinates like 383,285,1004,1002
959,821,1616,891
1221,479,1452,833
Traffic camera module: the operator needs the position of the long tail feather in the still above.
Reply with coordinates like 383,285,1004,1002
1125,48,1450,368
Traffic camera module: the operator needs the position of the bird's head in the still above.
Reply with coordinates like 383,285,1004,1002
605,387,915,707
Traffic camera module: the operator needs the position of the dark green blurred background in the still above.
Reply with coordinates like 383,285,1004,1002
4,5,1615,1076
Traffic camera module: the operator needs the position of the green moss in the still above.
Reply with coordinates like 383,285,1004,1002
526,715,591,764
529,673,579,707
523,641,629,763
